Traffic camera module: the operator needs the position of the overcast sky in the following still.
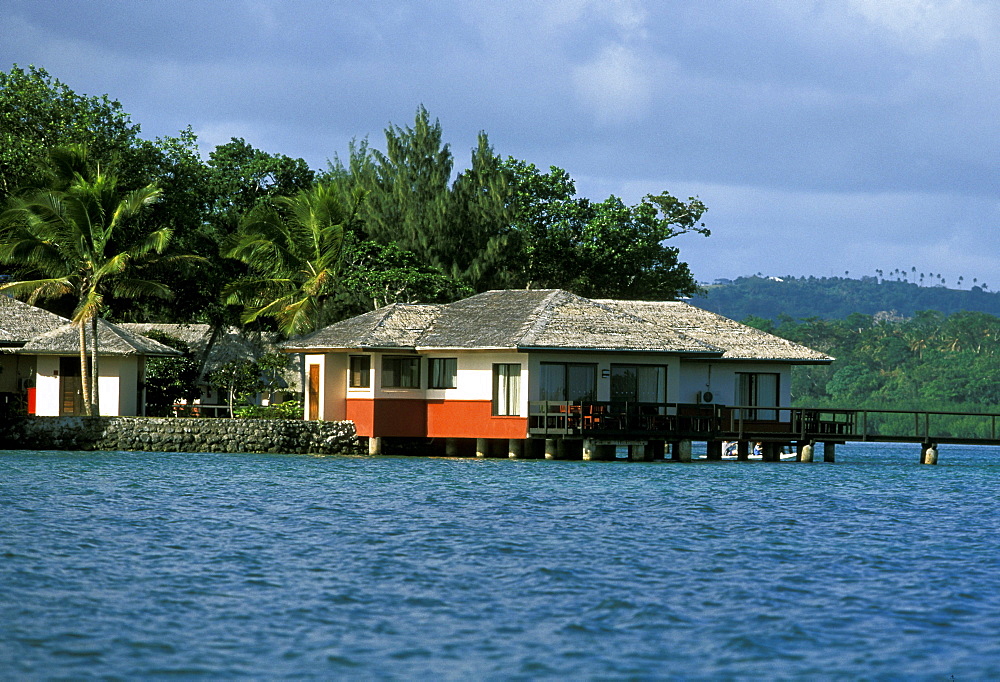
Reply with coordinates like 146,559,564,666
3,0,999,287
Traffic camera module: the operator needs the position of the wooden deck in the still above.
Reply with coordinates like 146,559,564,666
527,401,1000,447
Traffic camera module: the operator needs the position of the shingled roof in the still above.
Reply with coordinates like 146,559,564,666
599,299,834,362
419,289,719,352
286,290,725,355
0,296,70,347
284,289,833,361
17,319,182,357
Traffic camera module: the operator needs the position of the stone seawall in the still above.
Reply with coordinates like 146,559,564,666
0,417,361,455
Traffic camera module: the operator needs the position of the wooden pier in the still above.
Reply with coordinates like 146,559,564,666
527,401,1000,463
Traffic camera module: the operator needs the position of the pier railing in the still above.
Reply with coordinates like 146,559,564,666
528,401,1000,445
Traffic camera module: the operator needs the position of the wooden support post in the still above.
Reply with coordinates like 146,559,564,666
476,438,489,458
798,441,814,462
674,440,692,463
445,438,459,458
921,443,938,465
545,438,558,460
823,442,836,463
630,443,648,461
508,439,523,459
767,442,784,462
647,440,665,460
706,439,723,461
557,438,569,460
368,436,382,455
737,440,750,461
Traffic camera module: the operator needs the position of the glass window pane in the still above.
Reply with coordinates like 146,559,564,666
540,364,565,401
349,356,370,388
610,365,636,402
566,364,596,402
493,364,521,415
636,366,665,402
429,358,457,389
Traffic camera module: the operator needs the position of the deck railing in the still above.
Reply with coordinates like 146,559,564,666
528,401,1000,445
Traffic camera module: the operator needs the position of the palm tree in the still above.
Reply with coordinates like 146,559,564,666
0,145,168,415
224,183,363,336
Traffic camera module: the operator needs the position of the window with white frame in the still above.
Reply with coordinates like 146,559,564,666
492,363,521,416
382,356,420,388
349,355,371,388
428,358,457,389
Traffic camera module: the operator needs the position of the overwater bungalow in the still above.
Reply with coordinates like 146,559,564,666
282,289,834,458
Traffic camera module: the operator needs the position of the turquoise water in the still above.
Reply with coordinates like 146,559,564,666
2,443,1000,679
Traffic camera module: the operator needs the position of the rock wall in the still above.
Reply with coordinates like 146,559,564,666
0,416,361,455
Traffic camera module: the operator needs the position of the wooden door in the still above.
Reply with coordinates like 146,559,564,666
59,357,84,416
308,364,320,420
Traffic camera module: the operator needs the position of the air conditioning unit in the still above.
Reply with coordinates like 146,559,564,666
696,391,714,404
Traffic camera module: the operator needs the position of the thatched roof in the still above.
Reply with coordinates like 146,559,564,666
0,296,70,346
599,299,834,362
286,289,833,362
119,323,267,370
17,319,182,357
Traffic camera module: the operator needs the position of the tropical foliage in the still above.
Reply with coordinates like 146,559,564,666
746,310,1000,415
0,144,169,414
1,67,711,341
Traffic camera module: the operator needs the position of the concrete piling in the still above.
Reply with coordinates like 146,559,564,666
922,444,939,465
798,441,814,462
508,439,523,459
476,437,488,458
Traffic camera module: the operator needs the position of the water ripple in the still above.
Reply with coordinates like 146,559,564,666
2,445,1000,678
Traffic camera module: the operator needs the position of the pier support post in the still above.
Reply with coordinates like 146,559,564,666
706,440,723,461
508,439,523,459
544,438,558,460
476,438,489,458
921,443,938,465
798,441,814,462
368,436,382,455
647,440,665,460
737,440,749,461
582,438,597,461
673,440,692,463
445,438,459,458
630,443,650,462
823,442,836,463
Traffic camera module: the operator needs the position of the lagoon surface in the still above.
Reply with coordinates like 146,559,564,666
3,443,1000,679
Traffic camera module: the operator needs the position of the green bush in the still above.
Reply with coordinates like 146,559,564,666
233,400,303,420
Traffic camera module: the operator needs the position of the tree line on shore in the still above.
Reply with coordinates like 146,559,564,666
0,64,710,335
0,64,709,415
748,310,1000,422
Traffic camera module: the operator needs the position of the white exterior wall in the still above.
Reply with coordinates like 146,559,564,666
303,353,348,421
34,356,61,416
678,361,793,406
324,353,347,420
98,356,141,416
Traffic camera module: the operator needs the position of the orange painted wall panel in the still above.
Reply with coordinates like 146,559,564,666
346,398,527,439
426,400,528,439
345,399,375,437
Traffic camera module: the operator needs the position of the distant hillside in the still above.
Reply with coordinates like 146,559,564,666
688,276,1000,321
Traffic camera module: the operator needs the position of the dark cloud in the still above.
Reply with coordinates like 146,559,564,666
2,0,998,286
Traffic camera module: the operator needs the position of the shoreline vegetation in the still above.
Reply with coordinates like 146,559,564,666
3,65,999,423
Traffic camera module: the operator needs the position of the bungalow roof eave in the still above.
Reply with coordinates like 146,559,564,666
683,356,835,364
516,345,724,357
